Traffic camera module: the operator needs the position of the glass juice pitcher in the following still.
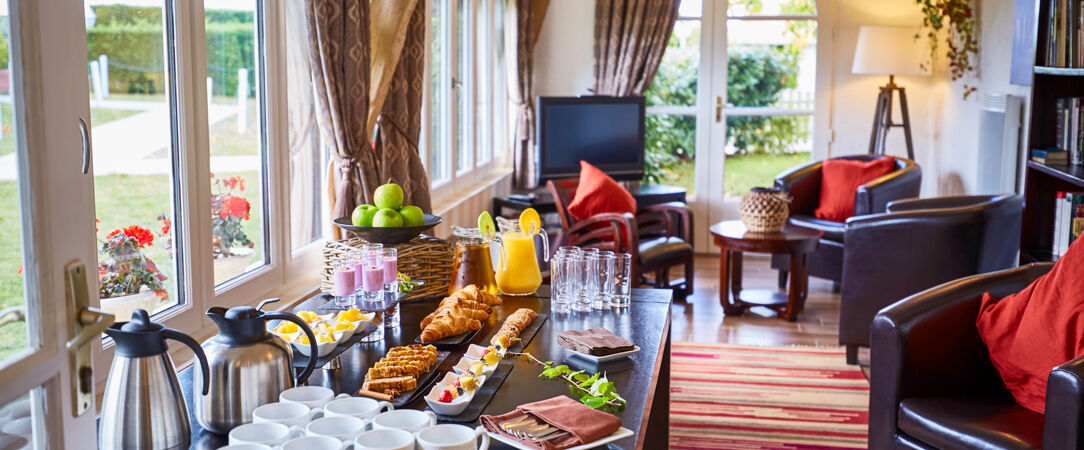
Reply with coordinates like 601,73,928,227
448,226,500,295
495,217,548,296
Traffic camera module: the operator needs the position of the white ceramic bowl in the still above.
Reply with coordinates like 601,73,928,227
451,356,496,377
310,319,357,342
424,373,486,416
290,331,343,357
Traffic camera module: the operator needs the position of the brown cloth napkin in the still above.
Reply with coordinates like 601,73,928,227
557,328,635,356
480,396,622,450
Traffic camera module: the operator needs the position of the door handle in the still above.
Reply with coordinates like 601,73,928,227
715,96,723,122
65,261,113,416
78,116,91,174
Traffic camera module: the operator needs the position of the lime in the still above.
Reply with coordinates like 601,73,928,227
519,208,542,235
478,211,496,239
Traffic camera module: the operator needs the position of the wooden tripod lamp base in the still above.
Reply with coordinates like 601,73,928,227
868,75,915,160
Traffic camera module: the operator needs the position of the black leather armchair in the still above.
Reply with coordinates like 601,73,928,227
771,155,921,287
869,263,1084,450
840,194,1023,363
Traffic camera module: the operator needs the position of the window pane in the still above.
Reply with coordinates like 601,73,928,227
455,0,471,172
286,0,323,250
492,0,508,160
726,19,816,111
86,1,182,319
724,115,811,197
728,0,816,17
645,20,699,108
678,0,701,18
0,390,38,447
430,0,449,183
205,0,268,286
0,0,29,363
645,114,696,195
475,0,491,165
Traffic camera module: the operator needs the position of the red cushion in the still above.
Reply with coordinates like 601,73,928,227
567,161,637,221
976,238,1084,413
814,157,896,222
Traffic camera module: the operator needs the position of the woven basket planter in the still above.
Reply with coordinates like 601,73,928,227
322,234,452,300
738,187,792,232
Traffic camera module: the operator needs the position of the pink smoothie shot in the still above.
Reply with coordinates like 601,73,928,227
353,261,366,288
363,265,384,292
332,266,356,297
383,257,397,284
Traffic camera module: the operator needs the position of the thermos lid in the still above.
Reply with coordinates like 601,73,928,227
106,309,170,358
119,309,163,333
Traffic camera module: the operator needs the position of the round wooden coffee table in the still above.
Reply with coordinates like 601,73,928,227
710,220,822,321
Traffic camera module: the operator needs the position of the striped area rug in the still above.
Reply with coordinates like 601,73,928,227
670,342,870,449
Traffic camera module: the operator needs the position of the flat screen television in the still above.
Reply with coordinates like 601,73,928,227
536,96,645,182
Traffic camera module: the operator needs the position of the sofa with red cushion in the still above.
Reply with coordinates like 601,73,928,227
869,263,1084,450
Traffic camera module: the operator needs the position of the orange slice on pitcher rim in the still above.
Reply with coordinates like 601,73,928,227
519,208,542,235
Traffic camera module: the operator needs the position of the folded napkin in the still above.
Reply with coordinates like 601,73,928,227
557,328,635,356
480,396,622,450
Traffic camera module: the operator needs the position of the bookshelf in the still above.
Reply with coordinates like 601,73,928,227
1020,0,1084,262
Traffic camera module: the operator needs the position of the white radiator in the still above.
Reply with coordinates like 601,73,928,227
976,93,1024,194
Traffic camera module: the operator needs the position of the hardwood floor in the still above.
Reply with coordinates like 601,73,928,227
670,254,845,347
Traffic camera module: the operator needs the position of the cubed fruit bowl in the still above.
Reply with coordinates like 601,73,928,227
333,214,443,245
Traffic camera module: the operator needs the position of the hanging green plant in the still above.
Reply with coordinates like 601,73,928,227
915,0,979,99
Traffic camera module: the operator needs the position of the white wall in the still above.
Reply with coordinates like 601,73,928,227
533,0,1030,197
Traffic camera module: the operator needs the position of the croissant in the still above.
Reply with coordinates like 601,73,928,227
421,305,489,329
420,313,482,342
459,284,502,306
438,296,492,313
491,308,538,346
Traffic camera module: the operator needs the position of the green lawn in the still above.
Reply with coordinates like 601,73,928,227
652,152,811,198
0,104,141,157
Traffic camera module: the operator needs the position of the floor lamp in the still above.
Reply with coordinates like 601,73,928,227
852,26,929,161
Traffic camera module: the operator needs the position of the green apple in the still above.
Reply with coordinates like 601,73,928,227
374,182,404,210
399,205,425,227
372,208,404,227
351,204,379,227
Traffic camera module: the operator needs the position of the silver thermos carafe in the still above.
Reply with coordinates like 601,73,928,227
99,309,210,450
197,298,319,434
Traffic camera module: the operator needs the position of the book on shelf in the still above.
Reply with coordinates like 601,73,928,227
1046,0,1084,67
1032,148,1069,164
1052,191,1084,259
1051,96,1084,165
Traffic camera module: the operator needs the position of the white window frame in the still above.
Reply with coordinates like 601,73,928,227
91,0,325,384
425,0,510,201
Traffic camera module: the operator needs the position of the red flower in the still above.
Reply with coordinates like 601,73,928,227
219,195,251,221
160,219,170,236
107,226,155,248
95,218,100,233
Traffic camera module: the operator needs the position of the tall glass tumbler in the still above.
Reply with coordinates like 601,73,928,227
381,248,399,329
354,243,382,297
575,254,597,312
360,247,385,304
613,253,632,307
332,260,356,307
593,253,615,310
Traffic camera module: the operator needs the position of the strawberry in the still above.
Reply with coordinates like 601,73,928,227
439,390,453,403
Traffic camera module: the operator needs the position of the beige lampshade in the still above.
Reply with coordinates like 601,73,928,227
852,25,930,76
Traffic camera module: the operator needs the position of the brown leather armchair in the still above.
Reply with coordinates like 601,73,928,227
546,178,694,295
771,155,921,288
869,263,1084,450
840,194,1023,363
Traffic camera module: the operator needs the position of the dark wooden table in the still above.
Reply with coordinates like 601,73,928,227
184,286,672,449
711,220,822,322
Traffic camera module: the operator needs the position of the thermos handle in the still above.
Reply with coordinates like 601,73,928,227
162,328,211,396
264,312,319,385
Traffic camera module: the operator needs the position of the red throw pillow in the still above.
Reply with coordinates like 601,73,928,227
567,161,637,221
814,157,896,222
976,238,1084,413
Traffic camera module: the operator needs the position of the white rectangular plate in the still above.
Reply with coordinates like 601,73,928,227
567,346,640,363
488,427,634,450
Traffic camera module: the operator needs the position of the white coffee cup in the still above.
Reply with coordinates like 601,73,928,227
324,396,393,420
280,435,346,450
280,386,339,408
371,409,437,433
354,428,415,450
252,401,323,427
217,444,272,450
416,424,490,450
305,416,369,443
228,422,302,446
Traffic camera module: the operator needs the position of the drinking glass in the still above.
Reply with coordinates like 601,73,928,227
550,252,566,303
613,253,632,307
331,261,356,307
576,255,599,312
360,247,385,304
360,315,384,343
353,243,382,297
593,253,615,309
380,248,400,328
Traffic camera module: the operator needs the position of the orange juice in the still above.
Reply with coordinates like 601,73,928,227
495,218,548,295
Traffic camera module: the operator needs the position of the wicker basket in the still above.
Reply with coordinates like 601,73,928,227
322,234,452,300
738,187,791,232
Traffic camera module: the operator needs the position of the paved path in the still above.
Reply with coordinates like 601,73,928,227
0,100,258,180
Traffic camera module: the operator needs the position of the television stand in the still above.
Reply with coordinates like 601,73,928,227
491,184,687,219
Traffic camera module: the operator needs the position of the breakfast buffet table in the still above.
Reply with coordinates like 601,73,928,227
183,286,673,449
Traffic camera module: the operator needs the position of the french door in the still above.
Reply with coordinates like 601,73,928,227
0,0,107,446
645,0,820,252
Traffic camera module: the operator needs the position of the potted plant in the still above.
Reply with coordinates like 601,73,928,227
98,225,169,320
211,174,255,282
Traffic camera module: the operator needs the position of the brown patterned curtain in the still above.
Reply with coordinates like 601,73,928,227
593,0,679,96
373,0,431,212
305,0,378,222
507,0,549,189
